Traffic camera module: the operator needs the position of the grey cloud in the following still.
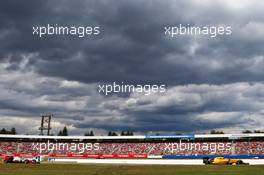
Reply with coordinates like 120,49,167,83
0,0,263,85
0,0,264,134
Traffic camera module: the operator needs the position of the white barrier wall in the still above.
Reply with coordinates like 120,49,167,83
53,159,203,165
241,159,264,165
53,158,264,165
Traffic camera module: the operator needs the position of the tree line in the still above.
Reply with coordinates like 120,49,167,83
56,126,134,136
0,128,16,134
209,129,264,134
1,126,264,136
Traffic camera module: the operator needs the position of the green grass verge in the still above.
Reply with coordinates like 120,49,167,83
0,164,264,175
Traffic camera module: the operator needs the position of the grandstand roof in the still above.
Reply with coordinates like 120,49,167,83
0,133,264,140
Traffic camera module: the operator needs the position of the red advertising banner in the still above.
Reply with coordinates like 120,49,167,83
0,153,147,159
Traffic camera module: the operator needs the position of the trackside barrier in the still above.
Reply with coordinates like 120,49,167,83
0,154,147,159
147,155,163,159
2,153,264,160
52,158,264,165
162,155,264,159
49,154,148,159
53,158,204,165
0,154,42,157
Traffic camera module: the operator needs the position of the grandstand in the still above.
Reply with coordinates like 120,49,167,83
1,133,264,160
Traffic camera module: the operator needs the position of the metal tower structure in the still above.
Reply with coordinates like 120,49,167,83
39,114,52,135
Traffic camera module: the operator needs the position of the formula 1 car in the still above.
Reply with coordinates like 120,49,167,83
203,157,249,165
3,155,40,164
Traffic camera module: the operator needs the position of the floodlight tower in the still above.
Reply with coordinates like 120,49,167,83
39,114,52,135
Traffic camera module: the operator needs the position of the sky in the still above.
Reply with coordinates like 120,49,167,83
0,0,264,135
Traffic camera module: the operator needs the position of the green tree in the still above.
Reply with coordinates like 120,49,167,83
127,131,134,136
58,126,68,136
210,130,224,134
58,130,63,136
10,127,16,135
62,126,68,136
108,131,117,136
84,130,95,136
242,130,252,133
0,128,7,134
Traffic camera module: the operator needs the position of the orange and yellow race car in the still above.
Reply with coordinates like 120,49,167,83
203,157,249,165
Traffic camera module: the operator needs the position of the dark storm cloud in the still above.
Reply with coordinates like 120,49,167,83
0,0,264,134
1,0,263,85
